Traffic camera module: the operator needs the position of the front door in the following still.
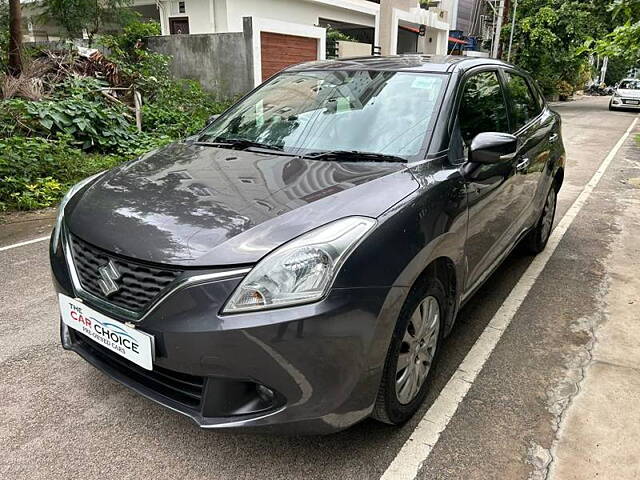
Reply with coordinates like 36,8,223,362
169,17,190,35
454,69,521,293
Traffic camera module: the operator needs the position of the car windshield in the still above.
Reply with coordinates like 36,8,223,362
619,80,640,90
198,70,446,160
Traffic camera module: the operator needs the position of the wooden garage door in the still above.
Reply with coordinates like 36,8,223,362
261,32,318,81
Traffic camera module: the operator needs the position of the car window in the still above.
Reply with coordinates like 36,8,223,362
503,72,541,132
458,71,509,145
619,80,640,90
199,71,446,159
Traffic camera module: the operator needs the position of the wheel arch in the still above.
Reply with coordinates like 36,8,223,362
397,252,461,338
553,166,564,193
416,256,457,336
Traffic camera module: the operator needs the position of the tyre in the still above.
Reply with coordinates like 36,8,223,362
522,184,557,254
372,277,446,425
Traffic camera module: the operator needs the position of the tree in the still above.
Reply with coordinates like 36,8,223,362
40,0,135,46
505,0,620,95
592,0,640,63
7,0,21,75
605,55,636,84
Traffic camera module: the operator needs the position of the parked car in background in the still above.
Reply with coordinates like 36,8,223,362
50,56,565,434
610,78,640,110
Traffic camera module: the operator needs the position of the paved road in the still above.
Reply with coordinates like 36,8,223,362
0,96,637,480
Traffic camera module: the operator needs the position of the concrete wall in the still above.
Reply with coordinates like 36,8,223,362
418,27,448,54
146,32,253,100
336,40,372,57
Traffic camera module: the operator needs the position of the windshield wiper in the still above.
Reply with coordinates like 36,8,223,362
300,150,407,163
194,137,285,152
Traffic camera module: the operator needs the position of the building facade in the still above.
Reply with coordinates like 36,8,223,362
133,0,450,57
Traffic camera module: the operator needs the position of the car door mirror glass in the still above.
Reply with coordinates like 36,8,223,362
469,132,517,164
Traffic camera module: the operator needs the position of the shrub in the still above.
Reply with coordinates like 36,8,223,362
25,98,137,151
0,20,236,211
0,136,124,210
142,79,232,138
102,20,162,58
557,80,574,100
4,177,63,210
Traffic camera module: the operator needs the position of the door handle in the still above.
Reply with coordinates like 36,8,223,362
516,157,530,172
549,133,559,143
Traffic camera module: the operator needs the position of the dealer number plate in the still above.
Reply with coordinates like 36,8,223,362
59,293,154,370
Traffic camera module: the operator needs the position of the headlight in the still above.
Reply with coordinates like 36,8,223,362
223,216,376,313
51,171,106,253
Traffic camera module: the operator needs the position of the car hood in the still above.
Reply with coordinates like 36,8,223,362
66,143,418,266
617,88,640,98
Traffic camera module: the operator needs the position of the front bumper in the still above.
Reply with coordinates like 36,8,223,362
51,233,406,434
611,97,640,109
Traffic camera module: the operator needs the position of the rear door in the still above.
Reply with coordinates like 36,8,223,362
501,69,554,229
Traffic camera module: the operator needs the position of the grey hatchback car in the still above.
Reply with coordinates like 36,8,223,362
50,55,565,434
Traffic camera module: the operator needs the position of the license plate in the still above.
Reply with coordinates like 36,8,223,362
59,293,154,370
625,100,639,105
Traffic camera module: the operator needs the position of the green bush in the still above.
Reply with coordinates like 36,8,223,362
556,80,574,100
142,79,232,138
101,20,162,59
26,98,136,151
3,177,63,210
0,20,235,211
0,137,124,211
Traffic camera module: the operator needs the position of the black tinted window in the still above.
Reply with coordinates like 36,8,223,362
504,72,541,132
458,71,509,144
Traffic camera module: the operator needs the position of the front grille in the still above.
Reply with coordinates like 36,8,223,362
72,330,205,408
69,234,183,313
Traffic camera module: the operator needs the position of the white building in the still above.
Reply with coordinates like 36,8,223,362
20,0,453,95
132,0,451,57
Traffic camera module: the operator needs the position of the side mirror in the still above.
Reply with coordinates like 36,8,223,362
469,132,517,164
207,114,220,125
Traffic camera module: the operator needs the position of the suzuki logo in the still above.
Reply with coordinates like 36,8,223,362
97,260,121,297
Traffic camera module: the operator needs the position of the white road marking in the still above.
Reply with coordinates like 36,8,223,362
0,236,50,252
381,116,639,480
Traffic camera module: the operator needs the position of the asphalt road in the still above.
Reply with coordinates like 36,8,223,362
0,96,637,480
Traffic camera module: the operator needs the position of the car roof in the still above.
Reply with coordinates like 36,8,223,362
284,55,514,74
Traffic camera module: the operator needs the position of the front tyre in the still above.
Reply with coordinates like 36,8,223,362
372,278,445,425
523,185,557,254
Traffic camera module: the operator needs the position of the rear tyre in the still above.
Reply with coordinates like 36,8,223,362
523,184,557,254
372,278,446,425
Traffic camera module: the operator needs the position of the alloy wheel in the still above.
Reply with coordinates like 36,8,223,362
395,295,441,405
541,187,557,242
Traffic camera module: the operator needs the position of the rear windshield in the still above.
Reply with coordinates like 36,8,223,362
199,70,447,159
